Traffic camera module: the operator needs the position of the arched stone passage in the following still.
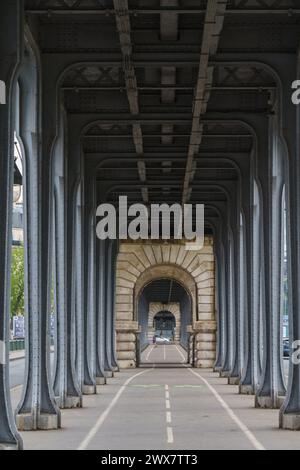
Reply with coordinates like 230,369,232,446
148,303,181,342
115,238,216,369
153,310,177,340
134,265,197,322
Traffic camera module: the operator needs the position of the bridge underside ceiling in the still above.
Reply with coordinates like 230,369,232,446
24,0,291,223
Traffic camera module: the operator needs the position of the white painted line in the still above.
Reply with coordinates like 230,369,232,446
146,345,154,362
167,427,174,444
10,384,23,393
175,345,186,363
78,368,152,450
187,368,265,451
165,385,174,444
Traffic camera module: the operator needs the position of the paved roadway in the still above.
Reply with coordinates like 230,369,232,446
9,348,290,389
9,345,300,451
9,353,54,390
9,358,26,390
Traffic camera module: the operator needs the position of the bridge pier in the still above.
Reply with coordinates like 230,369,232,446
0,0,23,450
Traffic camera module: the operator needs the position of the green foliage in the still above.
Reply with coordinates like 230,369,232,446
10,246,24,316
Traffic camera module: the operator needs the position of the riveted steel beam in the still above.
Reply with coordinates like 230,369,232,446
181,0,228,203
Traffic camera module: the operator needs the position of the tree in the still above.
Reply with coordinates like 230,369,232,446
10,246,24,316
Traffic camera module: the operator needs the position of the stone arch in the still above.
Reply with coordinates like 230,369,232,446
134,264,197,323
149,302,180,328
148,302,181,342
115,239,216,369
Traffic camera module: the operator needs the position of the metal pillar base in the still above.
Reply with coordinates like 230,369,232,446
280,413,300,430
0,443,20,450
255,395,285,409
82,384,97,395
220,370,230,378
96,376,107,385
16,413,60,431
55,396,82,409
104,371,114,378
228,376,240,385
239,384,255,395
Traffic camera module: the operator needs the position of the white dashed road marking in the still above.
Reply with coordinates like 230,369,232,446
165,384,174,444
78,368,152,450
167,426,174,444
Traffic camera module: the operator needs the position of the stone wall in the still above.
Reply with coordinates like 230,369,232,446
115,238,215,369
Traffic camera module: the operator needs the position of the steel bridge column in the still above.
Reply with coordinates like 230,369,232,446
279,55,300,428
0,0,23,449
110,240,119,371
52,114,82,409
16,41,61,430
220,183,239,380
239,167,258,395
220,230,233,377
82,171,97,394
238,214,246,375
255,114,286,409
213,229,224,371
228,221,242,385
95,238,107,385
74,186,84,390
225,185,241,385
103,239,116,377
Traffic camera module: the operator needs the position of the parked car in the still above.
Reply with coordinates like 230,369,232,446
283,338,290,357
155,336,171,344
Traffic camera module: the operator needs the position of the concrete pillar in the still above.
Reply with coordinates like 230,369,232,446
16,40,60,430
0,0,23,449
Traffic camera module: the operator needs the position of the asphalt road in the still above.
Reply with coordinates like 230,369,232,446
9,357,26,390
9,346,299,450
9,349,290,390
9,353,55,390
